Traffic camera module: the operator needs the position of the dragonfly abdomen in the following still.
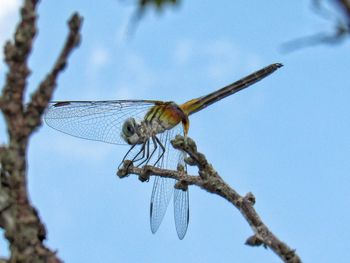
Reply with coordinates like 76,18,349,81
180,63,283,116
145,102,189,135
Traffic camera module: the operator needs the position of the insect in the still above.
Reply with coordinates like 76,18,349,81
44,63,282,239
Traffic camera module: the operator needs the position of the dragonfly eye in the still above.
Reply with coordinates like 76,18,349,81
121,118,141,145
122,118,136,137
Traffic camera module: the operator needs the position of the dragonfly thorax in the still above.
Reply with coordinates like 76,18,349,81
121,117,167,145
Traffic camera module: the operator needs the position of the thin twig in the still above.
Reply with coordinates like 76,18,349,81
337,0,350,18
117,135,302,263
281,0,350,52
25,13,82,133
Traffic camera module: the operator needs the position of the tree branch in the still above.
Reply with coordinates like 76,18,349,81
337,0,350,19
0,0,38,140
281,0,350,52
25,13,82,133
0,1,82,262
117,135,302,263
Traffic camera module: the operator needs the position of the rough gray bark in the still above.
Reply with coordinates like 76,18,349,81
0,1,82,262
118,136,302,263
0,1,307,262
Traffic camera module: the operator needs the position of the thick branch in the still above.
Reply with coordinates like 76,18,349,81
0,0,38,141
338,0,350,19
117,136,302,263
0,1,82,262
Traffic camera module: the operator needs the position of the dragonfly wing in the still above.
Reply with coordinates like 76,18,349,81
150,176,175,234
174,188,189,240
150,124,185,234
44,100,159,145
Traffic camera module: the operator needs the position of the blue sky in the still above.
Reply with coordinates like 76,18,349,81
1,0,350,262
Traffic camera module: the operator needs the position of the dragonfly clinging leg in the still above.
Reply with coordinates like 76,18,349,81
44,63,283,239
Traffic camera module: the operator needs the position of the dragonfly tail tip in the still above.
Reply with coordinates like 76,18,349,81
275,63,283,68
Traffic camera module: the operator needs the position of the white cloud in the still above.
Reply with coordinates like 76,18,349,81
174,38,263,82
0,0,20,146
113,86,136,99
0,0,19,26
113,7,134,48
83,46,112,98
88,47,110,68
203,39,239,59
0,0,20,73
40,133,116,161
173,39,193,65
244,53,264,71
202,39,242,81
82,45,156,100
114,52,156,98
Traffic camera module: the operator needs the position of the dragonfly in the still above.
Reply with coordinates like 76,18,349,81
44,63,282,239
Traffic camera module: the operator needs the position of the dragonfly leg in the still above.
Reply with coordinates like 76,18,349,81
153,135,165,167
136,140,150,167
118,143,137,169
133,141,147,163
132,141,147,166
145,136,159,166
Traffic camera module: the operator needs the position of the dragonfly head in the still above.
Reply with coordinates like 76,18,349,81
121,118,140,145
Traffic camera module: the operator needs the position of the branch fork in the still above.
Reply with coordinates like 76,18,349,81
117,135,302,263
0,1,82,262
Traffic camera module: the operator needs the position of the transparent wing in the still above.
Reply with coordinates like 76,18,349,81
173,149,189,239
150,124,186,234
44,100,160,145
150,176,175,234
174,187,189,240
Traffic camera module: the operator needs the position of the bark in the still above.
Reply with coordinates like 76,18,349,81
118,136,302,263
0,1,82,262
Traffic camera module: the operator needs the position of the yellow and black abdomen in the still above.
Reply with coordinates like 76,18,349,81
145,102,189,135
